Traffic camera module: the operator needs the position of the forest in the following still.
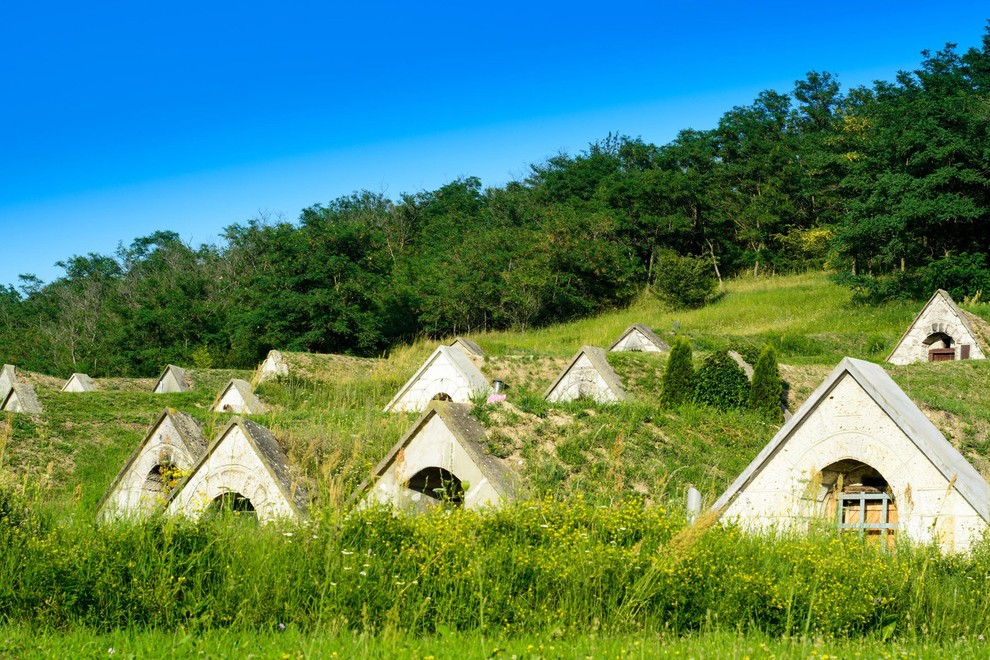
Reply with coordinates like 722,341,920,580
3,25,990,377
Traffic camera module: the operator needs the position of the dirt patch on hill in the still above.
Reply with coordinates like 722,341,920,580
779,364,833,411
94,378,157,392
480,355,570,394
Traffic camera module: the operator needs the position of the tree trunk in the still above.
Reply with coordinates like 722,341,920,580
705,239,723,288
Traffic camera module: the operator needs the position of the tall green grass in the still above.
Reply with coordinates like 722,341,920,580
3,486,990,645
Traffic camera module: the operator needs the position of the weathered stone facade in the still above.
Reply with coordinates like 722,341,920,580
211,379,267,414
888,290,988,364
1,382,42,413
449,337,485,357
153,365,190,393
62,373,97,392
258,350,289,382
715,357,990,553
97,409,206,521
360,401,516,511
385,346,490,413
544,346,625,403
609,324,668,353
166,417,307,523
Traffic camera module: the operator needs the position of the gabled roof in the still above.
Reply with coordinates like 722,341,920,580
166,417,308,519
450,337,485,357
62,373,97,392
355,400,518,504
887,289,989,362
153,365,190,393
713,357,990,523
211,378,268,414
1,382,42,413
258,349,289,381
95,408,206,518
608,324,669,352
0,364,16,401
384,345,490,412
544,346,626,402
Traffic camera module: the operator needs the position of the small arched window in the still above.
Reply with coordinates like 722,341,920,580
820,459,897,546
405,467,464,504
206,491,257,519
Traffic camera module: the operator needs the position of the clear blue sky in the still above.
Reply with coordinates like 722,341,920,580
2,2,988,288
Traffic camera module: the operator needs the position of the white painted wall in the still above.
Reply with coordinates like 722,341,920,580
100,416,201,521
364,414,504,511
2,389,22,412
546,354,620,403
612,330,662,352
213,386,250,413
259,351,288,381
167,426,299,523
62,375,94,392
154,371,185,393
722,373,987,552
387,351,488,412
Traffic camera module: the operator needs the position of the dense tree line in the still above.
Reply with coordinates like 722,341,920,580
3,25,990,376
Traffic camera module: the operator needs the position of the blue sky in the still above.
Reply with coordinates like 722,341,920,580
2,2,988,288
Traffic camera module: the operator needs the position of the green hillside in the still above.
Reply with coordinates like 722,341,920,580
5,271,990,519
3,271,990,652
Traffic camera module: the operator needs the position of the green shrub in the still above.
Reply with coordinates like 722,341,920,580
748,345,783,421
652,251,718,309
692,351,748,410
660,337,694,407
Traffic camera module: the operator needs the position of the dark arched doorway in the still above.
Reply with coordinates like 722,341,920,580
206,491,257,519
405,466,464,504
923,332,956,361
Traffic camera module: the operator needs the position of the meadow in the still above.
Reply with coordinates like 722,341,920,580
4,272,990,657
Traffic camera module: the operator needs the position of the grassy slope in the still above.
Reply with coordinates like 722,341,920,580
4,270,990,516
7,272,990,652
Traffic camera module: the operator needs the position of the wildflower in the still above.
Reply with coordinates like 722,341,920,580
278,622,286,631
108,649,115,656
283,532,293,537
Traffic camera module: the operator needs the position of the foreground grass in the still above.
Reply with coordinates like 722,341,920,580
4,493,990,644
5,627,988,659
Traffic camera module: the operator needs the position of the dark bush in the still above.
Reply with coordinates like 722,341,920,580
748,344,783,421
652,252,719,309
693,351,748,410
660,337,694,407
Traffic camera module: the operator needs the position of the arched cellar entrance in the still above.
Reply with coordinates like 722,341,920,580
206,491,257,519
923,332,957,362
431,392,453,402
144,465,166,498
405,466,464,505
820,459,897,546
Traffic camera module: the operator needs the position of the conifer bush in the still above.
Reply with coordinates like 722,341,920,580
749,344,783,421
692,351,748,410
660,337,694,407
